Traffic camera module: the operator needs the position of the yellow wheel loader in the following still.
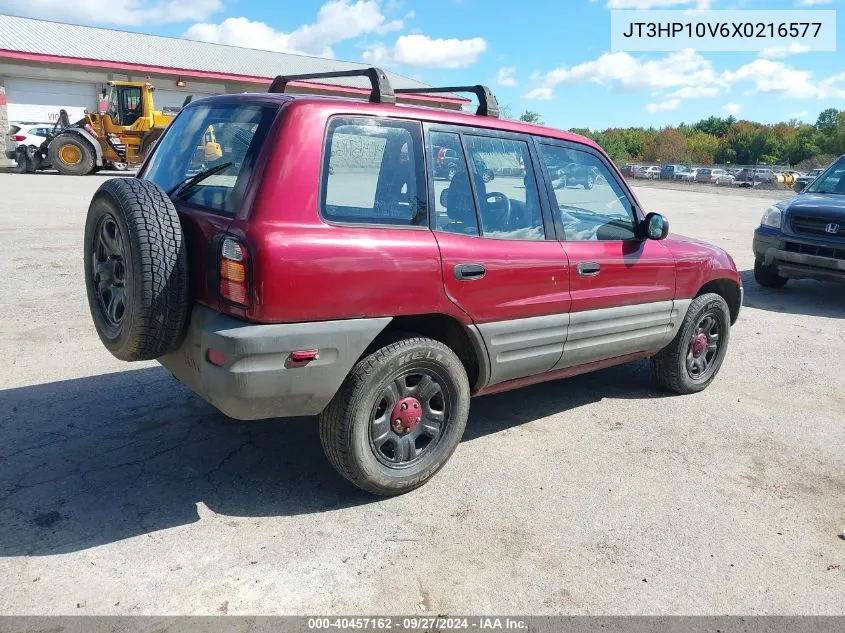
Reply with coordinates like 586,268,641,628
14,81,221,175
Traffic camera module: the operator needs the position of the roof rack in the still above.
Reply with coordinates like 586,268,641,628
267,67,395,104
394,85,500,118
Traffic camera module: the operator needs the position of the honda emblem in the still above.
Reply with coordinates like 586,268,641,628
825,223,840,234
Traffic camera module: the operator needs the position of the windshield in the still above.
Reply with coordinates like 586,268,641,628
143,102,279,215
805,157,845,194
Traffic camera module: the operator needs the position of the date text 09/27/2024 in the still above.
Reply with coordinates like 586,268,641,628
307,617,529,630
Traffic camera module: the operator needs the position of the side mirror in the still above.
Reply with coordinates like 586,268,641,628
644,212,669,240
440,188,449,208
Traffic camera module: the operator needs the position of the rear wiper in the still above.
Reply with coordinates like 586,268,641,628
168,162,233,200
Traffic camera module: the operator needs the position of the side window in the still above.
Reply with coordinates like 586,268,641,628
463,135,545,241
322,118,426,226
539,144,637,241
431,131,478,236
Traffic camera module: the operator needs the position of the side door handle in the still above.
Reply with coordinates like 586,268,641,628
454,263,486,280
577,262,601,277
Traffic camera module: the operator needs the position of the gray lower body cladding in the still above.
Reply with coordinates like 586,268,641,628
158,306,391,420
477,300,692,387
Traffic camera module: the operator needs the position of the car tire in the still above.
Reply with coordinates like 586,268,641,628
754,259,788,289
652,293,731,395
84,178,189,362
482,169,494,183
584,176,595,190
319,336,470,496
49,134,95,176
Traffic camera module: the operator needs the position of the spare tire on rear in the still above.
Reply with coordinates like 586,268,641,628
84,178,190,361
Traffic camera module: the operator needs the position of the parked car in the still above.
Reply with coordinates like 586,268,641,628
5,122,53,159
660,164,684,180
736,168,775,184
642,166,661,179
673,167,693,181
547,161,599,189
435,146,493,183
709,169,735,185
694,168,713,183
81,70,742,495
793,168,825,192
754,154,845,288
620,164,635,178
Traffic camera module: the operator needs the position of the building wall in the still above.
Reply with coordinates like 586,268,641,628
0,79,8,160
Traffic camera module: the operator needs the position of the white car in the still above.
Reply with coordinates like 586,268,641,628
5,122,53,159
710,168,735,185
643,166,660,179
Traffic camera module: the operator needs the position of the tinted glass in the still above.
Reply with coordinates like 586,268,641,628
322,118,426,226
463,135,544,240
807,156,845,194
144,103,278,215
539,144,637,241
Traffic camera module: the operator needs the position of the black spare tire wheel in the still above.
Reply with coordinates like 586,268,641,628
84,178,190,361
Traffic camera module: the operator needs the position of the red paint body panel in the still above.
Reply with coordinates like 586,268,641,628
662,234,742,297
563,240,676,312
435,232,571,323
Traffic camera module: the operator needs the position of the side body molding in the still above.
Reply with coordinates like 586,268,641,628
473,300,692,388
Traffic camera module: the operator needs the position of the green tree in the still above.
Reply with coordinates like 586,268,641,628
687,131,720,164
519,110,544,124
815,108,840,133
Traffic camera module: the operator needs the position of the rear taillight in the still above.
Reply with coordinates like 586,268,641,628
13,135,26,142
219,237,249,307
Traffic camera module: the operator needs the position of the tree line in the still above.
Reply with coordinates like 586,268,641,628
509,108,845,171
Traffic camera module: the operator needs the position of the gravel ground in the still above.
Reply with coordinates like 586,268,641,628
1,173,844,615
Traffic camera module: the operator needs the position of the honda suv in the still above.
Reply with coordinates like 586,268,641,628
83,68,742,495
754,155,845,287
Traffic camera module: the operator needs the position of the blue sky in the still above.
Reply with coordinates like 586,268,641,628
0,0,842,129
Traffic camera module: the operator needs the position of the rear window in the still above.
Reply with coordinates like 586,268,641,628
144,102,279,215
321,117,426,226
8,125,20,135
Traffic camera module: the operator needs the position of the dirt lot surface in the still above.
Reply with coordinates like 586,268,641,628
1,173,844,615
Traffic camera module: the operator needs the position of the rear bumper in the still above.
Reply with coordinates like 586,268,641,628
158,306,391,420
753,229,845,282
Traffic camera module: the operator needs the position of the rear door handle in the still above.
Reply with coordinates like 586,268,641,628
577,262,601,277
454,263,486,280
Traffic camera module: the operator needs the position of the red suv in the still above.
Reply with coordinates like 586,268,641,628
84,68,742,495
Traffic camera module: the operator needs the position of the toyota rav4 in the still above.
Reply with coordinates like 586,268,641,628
84,68,742,495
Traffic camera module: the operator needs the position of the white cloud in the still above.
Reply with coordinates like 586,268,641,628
720,59,845,100
790,110,810,119
363,34,487,68
798,0,832,5
722,102,742,115
759,43,810,59
0,0,221,25
646,98,681,112
496,67,518,87
528,49,721,100
521,87,554,100
185,0,404,57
